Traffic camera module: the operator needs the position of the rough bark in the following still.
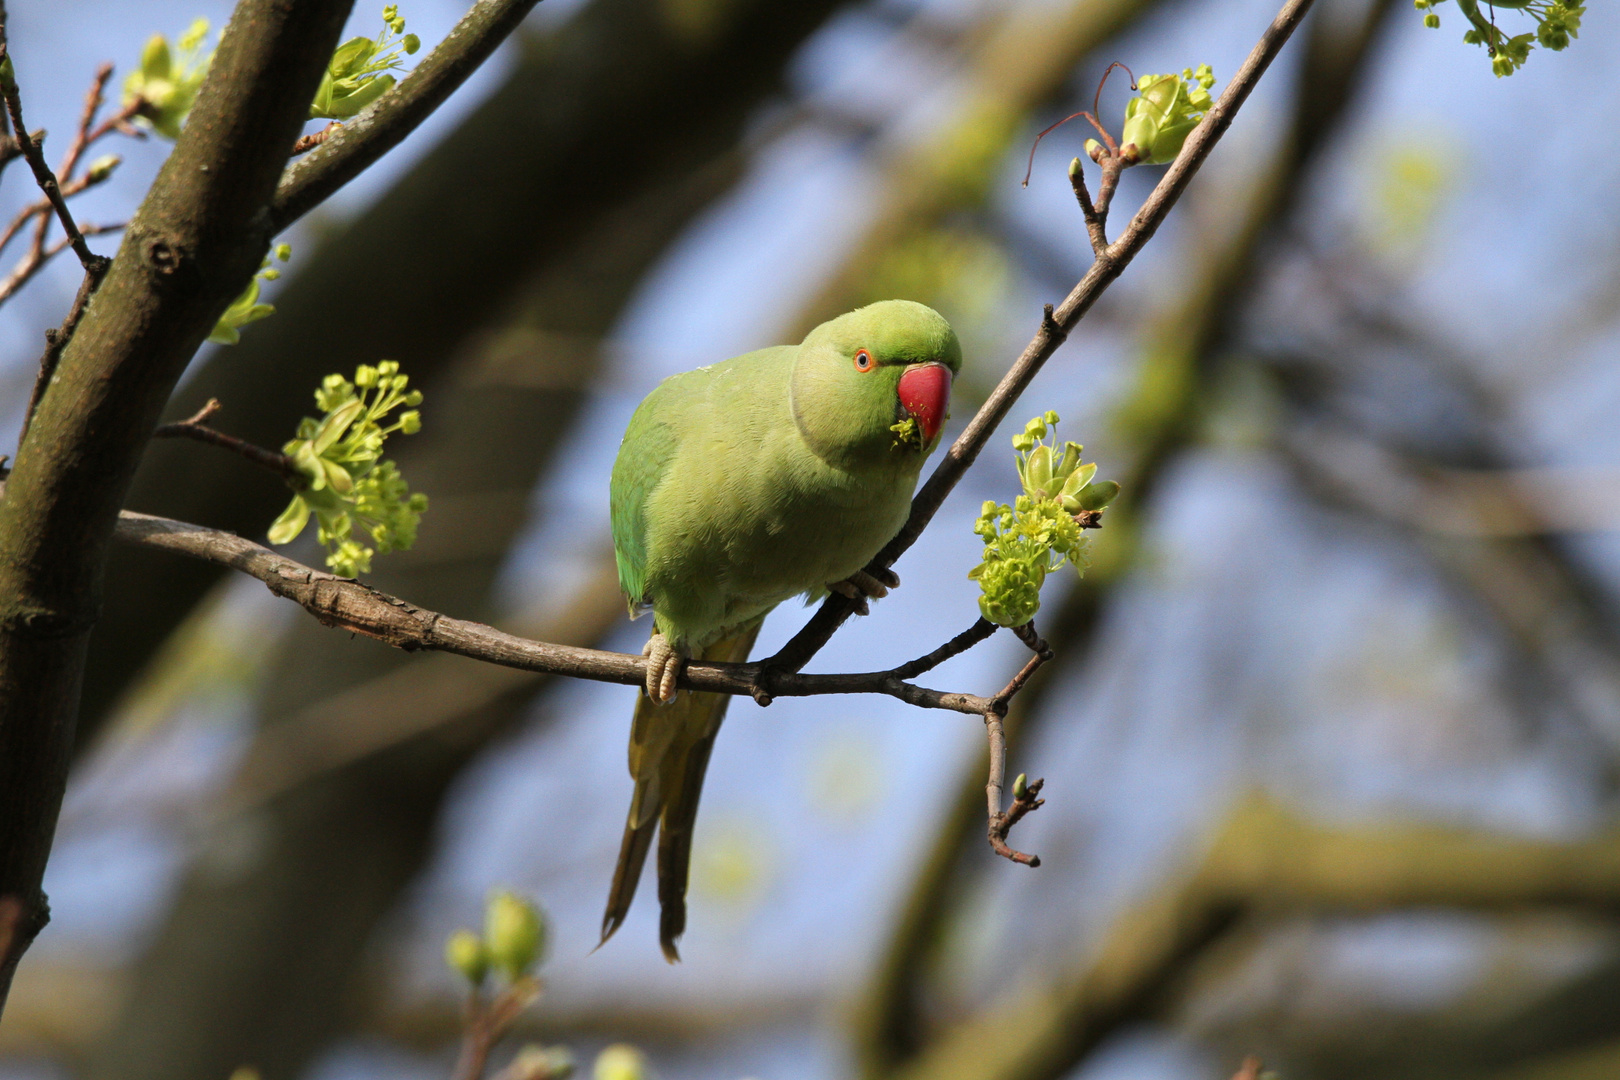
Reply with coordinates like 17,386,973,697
0,0,356,1013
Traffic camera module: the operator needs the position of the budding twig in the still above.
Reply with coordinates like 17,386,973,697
0,43,108,281
760,0,1318,677
983,620,1053,865
450,977,541,1080
151,401,306,486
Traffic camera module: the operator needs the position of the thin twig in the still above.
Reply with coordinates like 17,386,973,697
271,0,544,230
982,620,1053,865
1231,1056,1264,1080
0,217,122,305
1069,160,1109,256
451,978,541,1080
19,255,104,444
890,617,998,679
759,0,1318,680
0,43,109,278
151,404,305,485
57,62,111,184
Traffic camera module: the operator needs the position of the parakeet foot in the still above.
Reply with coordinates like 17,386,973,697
641,632,684,704
827,568,900,616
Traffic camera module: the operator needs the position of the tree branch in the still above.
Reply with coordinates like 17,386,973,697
760,0,1318,677
0,43,108,280
0,0,356,1017
93,502,1014,715
270,0,544,230
151,401,305,485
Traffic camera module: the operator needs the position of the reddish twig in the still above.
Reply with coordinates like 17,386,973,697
451,978,541,1080
1231,1056,1264,1080
984,620,1055,866
0,217,123,305
57,62,111,184
151,401,306,485
0,43,109,279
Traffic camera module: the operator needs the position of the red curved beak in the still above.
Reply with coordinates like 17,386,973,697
898,362,951,444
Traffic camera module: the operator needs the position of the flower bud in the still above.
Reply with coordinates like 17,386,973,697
593,1045,649,1080
1077,479,1120,511
86,154,121,183
507,1045,576,1080
444,929,488,986
485,890,546,980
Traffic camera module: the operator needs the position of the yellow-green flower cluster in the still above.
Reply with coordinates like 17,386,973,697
1117,65,1216,166
1415,0,1582,76
267,361,427,576
310,5,421,120
209,244,291,346
968,413,1118,627
122,19,214,139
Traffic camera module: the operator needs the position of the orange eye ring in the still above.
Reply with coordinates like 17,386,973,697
853,349,874,372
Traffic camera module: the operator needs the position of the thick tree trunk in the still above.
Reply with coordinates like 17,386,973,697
0,0,355,1013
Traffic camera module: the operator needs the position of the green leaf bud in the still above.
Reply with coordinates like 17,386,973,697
140,35,172,81
1077,479,1120,511
593,1045,649,1080
445,929,488,986
81,154,119,183
267,496,312,545
1012,773,1029,799
506,1045,577,1080
1084,138,1104,164
485,890,546,980
1068,156,1083,181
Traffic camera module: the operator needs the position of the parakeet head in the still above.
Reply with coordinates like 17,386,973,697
791,300,961,470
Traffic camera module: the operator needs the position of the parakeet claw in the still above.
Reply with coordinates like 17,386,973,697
827,568,899,616
642,632,683,704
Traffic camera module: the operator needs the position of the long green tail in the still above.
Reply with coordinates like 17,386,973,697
600,622,761,962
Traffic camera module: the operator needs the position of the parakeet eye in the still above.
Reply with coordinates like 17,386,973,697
853,349,874,372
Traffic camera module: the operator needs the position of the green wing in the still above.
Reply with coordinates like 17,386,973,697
609,383,681,613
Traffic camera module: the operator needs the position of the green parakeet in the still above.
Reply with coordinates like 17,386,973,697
602,300,961,960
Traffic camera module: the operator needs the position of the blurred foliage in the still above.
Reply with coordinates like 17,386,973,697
122,18,214,138
1413,0,1583,75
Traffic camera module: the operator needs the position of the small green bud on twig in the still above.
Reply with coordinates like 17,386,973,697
593,1045,650,1080
485,890,546,981
85,154,121,183
445,928,489,986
